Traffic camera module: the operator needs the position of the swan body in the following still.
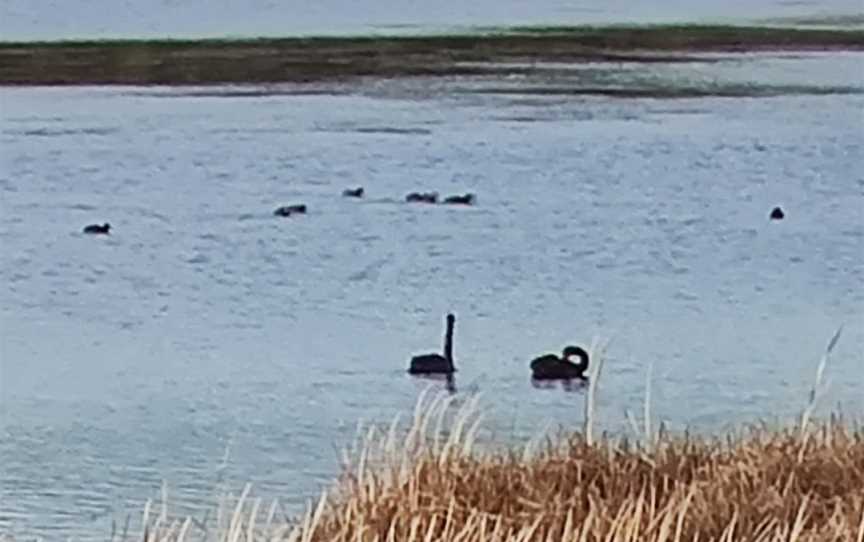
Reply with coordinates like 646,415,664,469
530,345,589,381
408,313,456,374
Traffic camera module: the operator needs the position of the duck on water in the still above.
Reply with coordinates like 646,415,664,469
408,313,456,375
443,193,475,206
406,192,438,204
530,345,589,381
273,204,307,217
343,187,364,198
83,223,111,235
770,206,785,220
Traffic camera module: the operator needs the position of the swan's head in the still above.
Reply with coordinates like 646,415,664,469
562,345,588,360
446,313,455,325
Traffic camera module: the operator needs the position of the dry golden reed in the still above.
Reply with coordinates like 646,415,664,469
84,329,864,541
123,386,864,542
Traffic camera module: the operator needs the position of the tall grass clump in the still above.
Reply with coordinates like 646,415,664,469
120,331,864,542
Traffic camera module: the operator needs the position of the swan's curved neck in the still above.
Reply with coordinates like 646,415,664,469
444,317,455,370
572,350,589,372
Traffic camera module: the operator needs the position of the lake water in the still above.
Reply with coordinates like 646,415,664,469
1,52,864,539
1,0,863,41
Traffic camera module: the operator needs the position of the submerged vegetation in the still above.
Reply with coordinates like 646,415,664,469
1,24,863,86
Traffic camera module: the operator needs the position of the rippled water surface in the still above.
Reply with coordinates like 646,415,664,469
1,53,863,539
1,0,863,40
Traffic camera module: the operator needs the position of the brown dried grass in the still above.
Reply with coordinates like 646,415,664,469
128,393,864,542
121,329,864,541
291,394,863,542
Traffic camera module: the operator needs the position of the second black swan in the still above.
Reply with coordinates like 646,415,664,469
530,345,589,381
408,313,456,374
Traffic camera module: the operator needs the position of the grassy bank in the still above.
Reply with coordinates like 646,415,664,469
1,24,863,86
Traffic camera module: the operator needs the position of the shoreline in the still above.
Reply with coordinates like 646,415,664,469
106,395,864,540
1,24,863,86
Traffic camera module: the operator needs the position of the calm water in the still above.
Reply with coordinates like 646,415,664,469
1,53,864,539
1,0,863,40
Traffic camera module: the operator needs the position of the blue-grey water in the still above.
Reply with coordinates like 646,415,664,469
1,0,863,40
1,52,864,539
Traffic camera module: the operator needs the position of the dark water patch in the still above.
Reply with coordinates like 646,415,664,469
758,14,864,28
459,82,864,98
369,23,428,31
354,126,433,135
2,126,119,137
493,109,596,122
4,116,67,123
646,105,711,115
125,207,171,222
346,257,389,282
494,115,553,123
486,23,864,48
210,127,297,135
362,197,402,205
314,123,433,135
65,203,99,211
124,87,346,99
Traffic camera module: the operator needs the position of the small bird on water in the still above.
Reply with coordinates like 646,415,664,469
83,223,111,235
405,192,438,204
770,206,785,220
442,193,476,206
273,204,307,217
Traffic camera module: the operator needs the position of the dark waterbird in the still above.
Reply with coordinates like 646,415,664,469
406,192,438,204
273,204,307,217
770,206,785,220
443,193,475,205
530,345,589,381
342,187,364,198
408,313,456,375
82,223,111,235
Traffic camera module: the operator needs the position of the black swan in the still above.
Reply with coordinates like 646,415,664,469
343,187,364,198
530,345,589,381
274,204,307,217
408,313,456,374
770,207,784,220
406,192,438,204
443,193,475,205
83,223,111,235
